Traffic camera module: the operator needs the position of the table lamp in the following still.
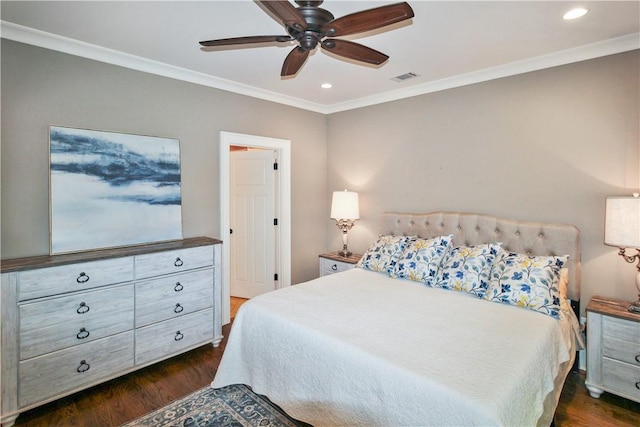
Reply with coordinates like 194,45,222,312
330,190,359,257
604,194,640,313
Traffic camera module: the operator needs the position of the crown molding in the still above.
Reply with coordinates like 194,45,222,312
325,32,640,113
0,21,328,113
2,21,638,115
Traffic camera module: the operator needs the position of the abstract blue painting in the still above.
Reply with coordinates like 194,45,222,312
49,126,182,254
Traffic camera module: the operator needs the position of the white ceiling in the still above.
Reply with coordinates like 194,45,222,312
2,1,639,114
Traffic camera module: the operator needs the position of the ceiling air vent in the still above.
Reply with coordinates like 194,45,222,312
391,72,419,82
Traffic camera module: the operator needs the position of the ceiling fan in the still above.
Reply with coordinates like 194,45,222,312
199,0,414,77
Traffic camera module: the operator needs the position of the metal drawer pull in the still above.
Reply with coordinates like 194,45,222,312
636,382,640,390
636,354,640,364
174,282,184,292
77,360,90,373
174,303,184,313
174,257,184,267
76,272,90,284
175,331,184,341
76,302,90,314
332,264,338,271
76,327,90,339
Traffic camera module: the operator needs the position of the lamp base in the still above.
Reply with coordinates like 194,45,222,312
338,250,352,257
629,300,640,314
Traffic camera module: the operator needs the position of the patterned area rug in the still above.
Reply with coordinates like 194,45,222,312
121,384,311,427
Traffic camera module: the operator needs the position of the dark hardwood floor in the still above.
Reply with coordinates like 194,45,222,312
12,299,640,426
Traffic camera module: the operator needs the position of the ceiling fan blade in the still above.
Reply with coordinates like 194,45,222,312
321,39,388,65
322,2,414,37
256,0,307,31
281,47,310,76
199,35,293,47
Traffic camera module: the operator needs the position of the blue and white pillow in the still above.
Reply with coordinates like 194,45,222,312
433,243,501,298
483,250,568,319
390,235,453,286
356,235,416,274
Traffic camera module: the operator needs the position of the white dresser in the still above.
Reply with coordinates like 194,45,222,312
0,237,222,427
585,296,640,403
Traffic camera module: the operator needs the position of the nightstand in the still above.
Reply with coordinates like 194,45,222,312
585,296,640,403
319,252,362,277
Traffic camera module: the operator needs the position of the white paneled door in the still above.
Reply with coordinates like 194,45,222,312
230,149,276,298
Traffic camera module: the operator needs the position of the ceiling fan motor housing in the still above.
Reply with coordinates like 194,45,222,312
287,4,335,50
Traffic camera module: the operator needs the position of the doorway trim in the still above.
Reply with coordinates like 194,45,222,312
219,131,291,324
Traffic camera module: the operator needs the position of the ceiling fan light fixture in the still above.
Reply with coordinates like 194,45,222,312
563,8,588,20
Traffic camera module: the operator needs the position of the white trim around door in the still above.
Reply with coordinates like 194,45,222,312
219,131,291,324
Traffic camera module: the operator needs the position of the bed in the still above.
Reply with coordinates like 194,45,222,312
213,211,584,426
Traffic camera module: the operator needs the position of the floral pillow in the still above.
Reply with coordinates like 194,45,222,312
390,235,453,286
356,235,416,274
483,250,568,319
432,243,501,298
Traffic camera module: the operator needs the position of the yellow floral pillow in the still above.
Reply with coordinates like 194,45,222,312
433,243,501,298
390,235,453,286
483,250,568,319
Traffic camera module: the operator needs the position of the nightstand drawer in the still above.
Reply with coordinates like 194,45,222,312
603,336,640,366
319,252,362,277
320,257,353,275
602,358,640,399
603,315,640,343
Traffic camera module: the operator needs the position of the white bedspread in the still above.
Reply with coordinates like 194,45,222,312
213,268,576,426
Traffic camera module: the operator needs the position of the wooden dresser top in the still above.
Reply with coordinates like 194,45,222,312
1,237,222,273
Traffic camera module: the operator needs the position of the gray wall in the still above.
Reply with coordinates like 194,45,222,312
3,39,639,313
327,50,640,313
1,40,327,284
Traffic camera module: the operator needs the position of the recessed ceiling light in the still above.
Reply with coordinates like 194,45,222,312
563,8,588,20
321,83,332,89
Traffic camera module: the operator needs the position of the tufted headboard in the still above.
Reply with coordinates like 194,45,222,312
381,211,581,301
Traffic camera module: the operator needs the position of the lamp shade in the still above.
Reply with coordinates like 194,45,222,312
330,190,359,220
605,196,640,248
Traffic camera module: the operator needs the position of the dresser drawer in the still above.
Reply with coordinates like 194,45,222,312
135,308,213,365
18,257,133,301
135,269,213,327
19,284,134,360
135,246,213,279
18,331,134,407
602,357,640,400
